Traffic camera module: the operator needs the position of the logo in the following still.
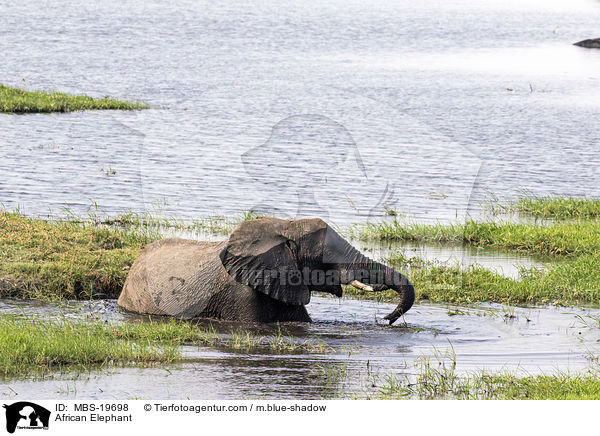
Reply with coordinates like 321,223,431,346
2,402,50,434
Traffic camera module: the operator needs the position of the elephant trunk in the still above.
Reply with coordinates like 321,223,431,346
330,236,415,324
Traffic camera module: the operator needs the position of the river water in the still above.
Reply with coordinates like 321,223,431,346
1,0,600,224
1,298,599,399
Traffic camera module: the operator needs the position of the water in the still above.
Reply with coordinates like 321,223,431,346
1,297,598,399
355,239,548,278
1,0,600,225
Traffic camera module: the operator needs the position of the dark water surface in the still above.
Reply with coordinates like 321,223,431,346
1,0,600,224
1,297,599,399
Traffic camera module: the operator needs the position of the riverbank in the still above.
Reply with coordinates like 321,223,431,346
0,84,148,113
0,316,329,377
345,195,600,306
0,210,148,300
374,358,600,400
2,195,600,306
3,314,598,400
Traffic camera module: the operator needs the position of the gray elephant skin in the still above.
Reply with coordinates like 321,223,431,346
118,217,415,324
574,38,600,48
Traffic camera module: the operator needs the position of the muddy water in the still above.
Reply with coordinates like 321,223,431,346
1,297,598,399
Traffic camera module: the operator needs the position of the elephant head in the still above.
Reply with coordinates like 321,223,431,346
220,217,415,324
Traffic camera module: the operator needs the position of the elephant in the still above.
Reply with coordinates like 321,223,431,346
574,38,600,48
117,217,415,324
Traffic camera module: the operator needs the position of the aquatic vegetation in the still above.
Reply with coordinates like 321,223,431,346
73,202,267,238
347,196,600,306
112,318,221,346
0,210,150,300
0,316,179,377
269,328,333,353
224,326,332,353
0,203,266,301
374,354,600,400
344,250,600,306
0,315,333,377
324,346,600,400
0,316,334,377
354,219,600,257
509,195,600,220
0,84,148,113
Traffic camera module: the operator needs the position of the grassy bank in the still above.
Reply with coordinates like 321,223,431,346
0,317,330,377
347,195,600,306
375,361,600,400
0,84,148,113
0,210,151,300
344,250,600,306
0,206,267,300
354,219,600,257
0,317,178,377
508,195,600,220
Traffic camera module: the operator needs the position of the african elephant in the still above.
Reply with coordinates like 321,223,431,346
117,217,415,324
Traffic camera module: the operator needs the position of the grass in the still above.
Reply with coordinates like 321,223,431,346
86,207,266,237
319,347,600,400
0,84,148,113
0,316,333,377
354,219,600,257
342,250,600,306
346,195,600,306
0,204,270,301
0,316,179,377
0,210,151,300
377,369,600,400
509,195,600,220
374,351,600,400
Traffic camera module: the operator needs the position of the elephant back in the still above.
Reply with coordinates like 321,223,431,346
118,238,227,317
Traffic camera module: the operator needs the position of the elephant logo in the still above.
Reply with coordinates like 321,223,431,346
2,402,50,433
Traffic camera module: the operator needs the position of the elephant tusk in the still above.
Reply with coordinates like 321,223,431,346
350,280,374,292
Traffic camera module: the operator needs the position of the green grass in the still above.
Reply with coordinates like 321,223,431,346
354,219,600,257
88,208,267,237
375,352,600,399
377,369,600,400
342,250,600,306
509,195,600,220
0,210,152,300
0,205,270,301
0,316,179,377
0,316,333,377
0,84,148,113
347,195,600,306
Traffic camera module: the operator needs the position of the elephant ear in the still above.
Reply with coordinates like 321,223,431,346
219,218,310,305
